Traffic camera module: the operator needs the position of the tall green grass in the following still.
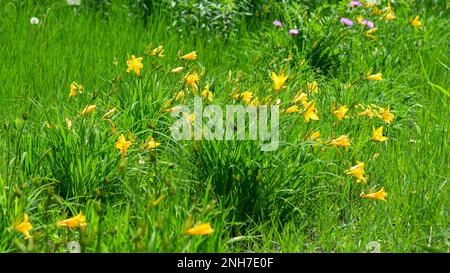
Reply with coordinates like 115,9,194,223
0,0,448,252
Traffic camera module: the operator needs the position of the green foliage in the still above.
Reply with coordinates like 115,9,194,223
0,0,449,253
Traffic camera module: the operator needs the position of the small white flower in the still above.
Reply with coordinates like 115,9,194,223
66,241,81,253
66,0,81,5
365,241,381,253
30,17,39,25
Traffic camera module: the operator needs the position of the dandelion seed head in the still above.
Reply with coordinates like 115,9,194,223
30,17,39,25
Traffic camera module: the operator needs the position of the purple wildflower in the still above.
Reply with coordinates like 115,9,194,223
273,20,282,28
340,18,354,27
362,20,375,29
289,28,299,36
349,1,362,6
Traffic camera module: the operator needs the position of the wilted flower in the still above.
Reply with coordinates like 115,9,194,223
273,20,282,27
30,17,39,25
372,126,388,142
366,27,378,39
289,28,299,36
102,108,117,119
57,212,86,230
346,161,367,182
340,18,354,27
65,117,72,130
171,67,184,73
360,187,387,201
151,195,166,207
175,91,185,102
126,55,144,76
115,134,132,157
179,51,197,60
15,214,32,240
307,81,319,93
185,223,214,235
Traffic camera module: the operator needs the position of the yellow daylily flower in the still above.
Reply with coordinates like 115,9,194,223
360,187,387,202
346,161,367,182
179,51,197,60
56,212,87,230
371,6,381,15
147,137,161,150
69,81,84,97
285,105,299,113
303,100,319,123
372,126,388,142
15,214,32,240
333,105,349,121
365,27,378,39
126,55,144,76
366,73,383,81
271,72,288,93
149,45,164,57
240,91,254,104
330,135,351,147
357,15,365,24
308,131,321,142
81,105,96,116
186,72,200,93
384,7,396,21
293,92,308,106
185,113,195,124
115,134,132,157
185,223,214,235
410,16,422,29
379,107,394,124
201,83,213,102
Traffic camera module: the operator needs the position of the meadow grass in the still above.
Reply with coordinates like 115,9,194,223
0,1,449,252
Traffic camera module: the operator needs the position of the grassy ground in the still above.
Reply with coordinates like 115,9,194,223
0,1,449,252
